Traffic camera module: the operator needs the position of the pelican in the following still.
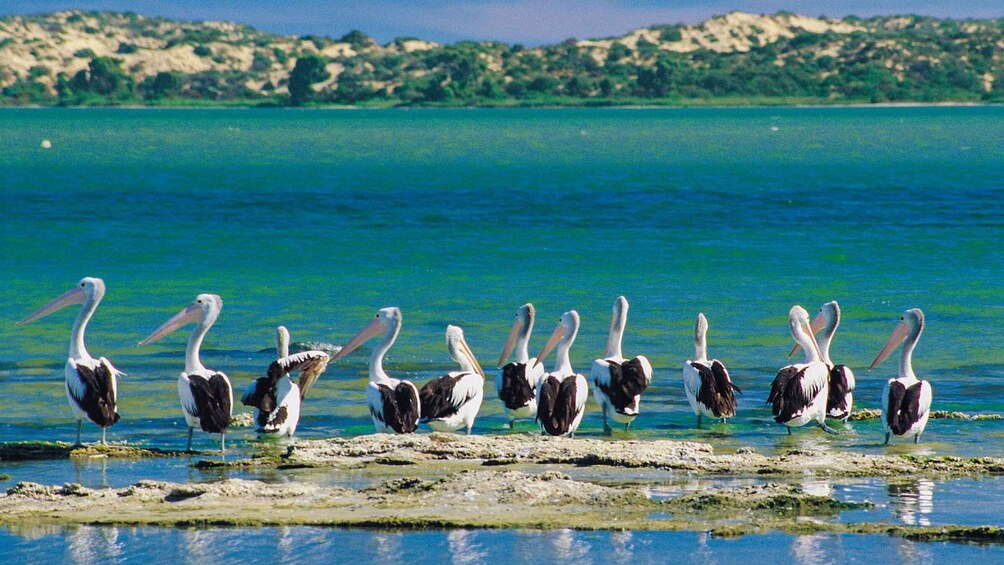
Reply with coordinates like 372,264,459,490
766,305,836,435
870,308,932,444
683,313,741,428
331,307,420,434
533,310,588,437
241,326,331,437
496,303,544,428
590,296,653,434
139,294,232,452
791,301,856,421
419,325,485,434
16,277,121,445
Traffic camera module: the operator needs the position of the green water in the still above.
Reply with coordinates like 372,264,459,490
0,107,1002,556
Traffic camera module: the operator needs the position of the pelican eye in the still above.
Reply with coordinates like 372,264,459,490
198,299,203,304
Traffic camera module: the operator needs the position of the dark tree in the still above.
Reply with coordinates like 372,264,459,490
288,54,330,105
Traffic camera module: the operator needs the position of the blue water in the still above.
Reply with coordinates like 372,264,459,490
1,107,1003,556
1,527,1002,564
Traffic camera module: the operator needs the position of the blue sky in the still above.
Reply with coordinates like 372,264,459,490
3,1,1002,44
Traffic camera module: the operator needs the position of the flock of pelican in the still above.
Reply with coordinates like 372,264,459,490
16,277,933,451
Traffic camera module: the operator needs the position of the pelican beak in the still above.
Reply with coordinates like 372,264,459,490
789,312,827,357
332,317,385,361
17,286,86,325
532,324,566,368
870,321,910,370
139,303,201,346
460,337,485,378
497,317,523,367
803,321,823,360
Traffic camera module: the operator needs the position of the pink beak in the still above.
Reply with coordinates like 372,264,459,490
139,303,202,346
870,321,910,370
532,324,566,368
17,286,86,325
332,317,386,361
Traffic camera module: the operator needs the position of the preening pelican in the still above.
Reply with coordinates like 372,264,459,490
496,303,544,428
767,306,836,435
139,294,232,452
419,325,485,434
590,296,653,434
870,308,932,444
534,310,588,437
331,307,420,434
791,301,856,421
17,277,121,445
683,313,741,428
241,326,330,437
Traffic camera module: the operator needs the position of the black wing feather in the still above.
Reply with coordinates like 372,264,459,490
596,358,650,414
375,383,419,434
887,381,924,435
826,365,852,416
536,376,578,436
767,366,821,423
74,363,120,428
499,362,535,410
420,375,461,421
189,373,232,434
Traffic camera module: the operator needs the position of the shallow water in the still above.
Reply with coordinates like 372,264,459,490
1,107,1003,554
1,526,1002,564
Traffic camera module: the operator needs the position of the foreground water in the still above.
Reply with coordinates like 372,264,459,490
1,107,1003,556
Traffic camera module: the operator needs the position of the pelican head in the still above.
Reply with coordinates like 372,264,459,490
497,302,535,367
605,296,629,356
533,310,580,367
788,305,822,361
789,300,840,357
446,324,485,377
870,308,925,370
18,277,106,325
695,312,709,342
277,325,291,358
139,293,223,346
332,306,401,361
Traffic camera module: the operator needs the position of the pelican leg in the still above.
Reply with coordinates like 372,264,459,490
914,434,920,444
508,419,514,430
697,414,702,429
220,433,226,453
624,422,630,431
186,427,194,452
101,427,107,446
466,424,473,435
818,422,839,435
787,426,792,436
884,432,891,445
602,413,612,436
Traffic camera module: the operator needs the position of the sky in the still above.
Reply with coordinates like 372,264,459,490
2,1,1002,45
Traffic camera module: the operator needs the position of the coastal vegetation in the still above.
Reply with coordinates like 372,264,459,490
0,10,1001,107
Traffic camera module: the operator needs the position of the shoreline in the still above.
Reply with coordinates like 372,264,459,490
3,434,1004,542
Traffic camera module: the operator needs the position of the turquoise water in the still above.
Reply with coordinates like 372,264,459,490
1,107,1003,555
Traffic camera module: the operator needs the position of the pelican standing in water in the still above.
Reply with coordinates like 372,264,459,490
139,294,232,452
331,307,420,434
792,301,856,421
241,326,331,437
496,303,544,428
419,325,485,434
870,308,932,444
17,277,121,445
534,310,589,437
767,305,836,435
683,313,741,428
590,296,653,434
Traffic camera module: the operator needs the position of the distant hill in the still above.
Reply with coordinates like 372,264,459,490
1,10,1001,106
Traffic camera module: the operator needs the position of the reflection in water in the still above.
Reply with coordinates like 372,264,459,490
610,531,634,561
448,530,487,565
889,480,935,526
896,538,934,564
800,479,832,498
790,534,826,565
370,532,403,562
67,526,122,564
550,528,591,562
691,531,717,565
